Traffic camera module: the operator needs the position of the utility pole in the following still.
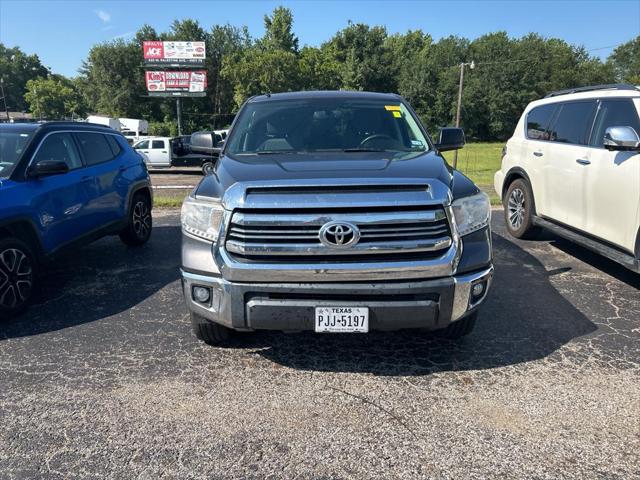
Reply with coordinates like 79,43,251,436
453,61,475,169
0,77,9,122
176,97,182,136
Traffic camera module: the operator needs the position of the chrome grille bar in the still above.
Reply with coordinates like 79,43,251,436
225,207,452,260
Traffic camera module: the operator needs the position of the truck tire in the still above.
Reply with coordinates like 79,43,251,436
434,311,477,339
201,162,214,176
504,178,540,239
119,193,152,246
191,312,234,346
0,237,37,319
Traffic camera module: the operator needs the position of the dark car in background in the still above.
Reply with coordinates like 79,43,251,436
0,122,153,317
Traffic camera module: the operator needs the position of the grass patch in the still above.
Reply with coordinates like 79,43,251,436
153,189,190,209
442,142,504,205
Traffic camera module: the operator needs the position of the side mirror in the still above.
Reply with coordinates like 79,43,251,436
27,160,69,178
190,131,221,155
435,127,465,152
603,126,640,151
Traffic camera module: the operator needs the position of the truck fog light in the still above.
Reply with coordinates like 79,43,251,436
192,286,211,304
470,281,487,303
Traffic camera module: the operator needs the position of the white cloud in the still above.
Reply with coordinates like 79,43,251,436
95,9,111,23
111,31,135,41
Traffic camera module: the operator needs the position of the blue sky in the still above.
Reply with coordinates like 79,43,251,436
1,0,639,77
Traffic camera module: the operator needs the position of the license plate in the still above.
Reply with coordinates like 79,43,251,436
315,307,369,333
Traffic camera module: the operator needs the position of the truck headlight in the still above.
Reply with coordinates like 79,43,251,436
452,191,491,236
181,196,224,242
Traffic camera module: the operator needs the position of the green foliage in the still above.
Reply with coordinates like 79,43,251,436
0,44,49,112
24,75,85,119
607,36,640,84
324,23,394,91
148,120,178,137
261,6,299,52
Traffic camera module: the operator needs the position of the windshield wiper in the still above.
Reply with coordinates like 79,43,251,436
342,148,386,153
237,150,298,155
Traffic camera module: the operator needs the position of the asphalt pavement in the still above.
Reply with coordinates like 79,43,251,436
1,209,638,479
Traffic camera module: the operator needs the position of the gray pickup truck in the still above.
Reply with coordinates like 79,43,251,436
180,91,493,345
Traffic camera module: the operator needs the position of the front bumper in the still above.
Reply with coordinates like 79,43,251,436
181,265,493,332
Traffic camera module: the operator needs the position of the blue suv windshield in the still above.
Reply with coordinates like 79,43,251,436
0,130,34,177
226,98,430,156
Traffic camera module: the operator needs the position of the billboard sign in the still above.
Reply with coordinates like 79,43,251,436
143,41,206,65
145,70,207,97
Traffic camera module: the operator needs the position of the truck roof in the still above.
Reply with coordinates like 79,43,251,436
248,90,403,103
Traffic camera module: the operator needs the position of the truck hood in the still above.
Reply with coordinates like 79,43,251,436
218,150,449,182
195,150,479,209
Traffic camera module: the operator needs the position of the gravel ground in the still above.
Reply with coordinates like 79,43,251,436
1,209,639,479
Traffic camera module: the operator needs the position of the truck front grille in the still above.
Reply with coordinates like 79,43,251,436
225,207,452,261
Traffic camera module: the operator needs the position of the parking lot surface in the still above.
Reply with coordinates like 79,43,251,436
1,209,639,479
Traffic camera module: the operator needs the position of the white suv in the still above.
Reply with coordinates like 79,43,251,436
494,84,640,273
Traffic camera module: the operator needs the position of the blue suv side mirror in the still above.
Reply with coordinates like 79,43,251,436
27,160,70,178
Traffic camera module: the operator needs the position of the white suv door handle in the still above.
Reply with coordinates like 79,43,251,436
533,151,543,157
576,158,591,165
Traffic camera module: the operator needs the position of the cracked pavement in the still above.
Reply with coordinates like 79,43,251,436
1,209,639,479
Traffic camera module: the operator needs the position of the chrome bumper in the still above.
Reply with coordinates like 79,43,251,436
181,265,493,332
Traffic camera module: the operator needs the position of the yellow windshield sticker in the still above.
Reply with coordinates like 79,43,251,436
384,105,401,111
392,111,402,118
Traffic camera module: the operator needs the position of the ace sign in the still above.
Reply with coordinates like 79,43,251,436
143,41,205,66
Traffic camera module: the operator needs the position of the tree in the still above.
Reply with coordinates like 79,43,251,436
24,76,84,119
0,44,49,112
262,7,298,52
207,24,251,124
223,48,300,107
608,36,640,84
222,7,302,108
79,26,162,120
299,46,341,90
324,23,394,92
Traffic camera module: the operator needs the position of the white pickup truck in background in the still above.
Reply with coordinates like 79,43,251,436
133,134,222,175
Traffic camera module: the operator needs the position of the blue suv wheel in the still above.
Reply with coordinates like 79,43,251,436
119,192,153,246
0,238,36,318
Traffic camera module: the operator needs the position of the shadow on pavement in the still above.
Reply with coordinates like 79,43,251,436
0,224,181,340
549,237,640,289
248,232,598,375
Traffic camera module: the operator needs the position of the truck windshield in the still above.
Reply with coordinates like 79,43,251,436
0,130,34,177
225,98,430,155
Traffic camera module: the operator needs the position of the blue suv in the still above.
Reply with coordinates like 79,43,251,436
0,122,153,317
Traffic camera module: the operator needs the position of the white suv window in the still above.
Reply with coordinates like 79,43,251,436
589,100,640,148
526,104,556,140
547,101,597,145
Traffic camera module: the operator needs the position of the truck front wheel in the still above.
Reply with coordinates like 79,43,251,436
433,311,477,339
191,312,234,346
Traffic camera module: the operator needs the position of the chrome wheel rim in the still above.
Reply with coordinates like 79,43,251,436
507,188,526,230
0,248,33,309
132,201,151,239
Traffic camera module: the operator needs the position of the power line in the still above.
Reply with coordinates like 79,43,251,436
444,41,627,70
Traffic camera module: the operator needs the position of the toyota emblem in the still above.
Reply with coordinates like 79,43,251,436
319,221,360,248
